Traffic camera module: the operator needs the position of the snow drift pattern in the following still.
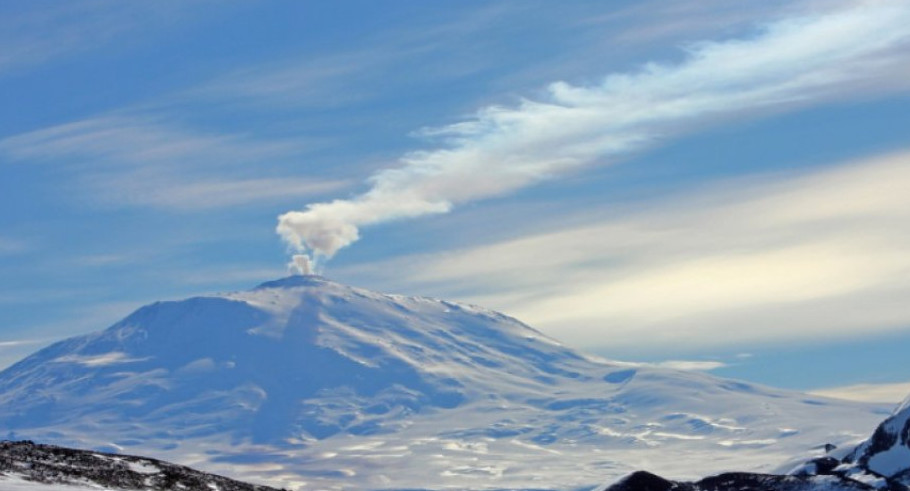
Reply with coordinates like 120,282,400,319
0,276,888,490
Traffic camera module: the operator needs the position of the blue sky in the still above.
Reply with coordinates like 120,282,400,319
2,1,910,399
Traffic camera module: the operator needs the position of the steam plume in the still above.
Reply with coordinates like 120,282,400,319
290,254,315,275
278,2,910,272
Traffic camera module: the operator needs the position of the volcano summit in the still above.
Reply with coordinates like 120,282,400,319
0,276,889,490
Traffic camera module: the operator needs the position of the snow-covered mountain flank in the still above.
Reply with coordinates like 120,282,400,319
846,395,910,481
0,276,891,490
594,394,910,491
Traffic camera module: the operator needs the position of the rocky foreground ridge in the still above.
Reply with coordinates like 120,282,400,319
598,395,910,491
0,440,284,491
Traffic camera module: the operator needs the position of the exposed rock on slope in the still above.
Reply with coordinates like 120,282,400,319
0,440,282,490
845,395,910,484
596,395,910,491
0,276,889,490
600,470,886,491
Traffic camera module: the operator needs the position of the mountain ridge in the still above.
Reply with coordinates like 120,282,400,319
0,440,284,491
595,393,910,491
0,275,890,490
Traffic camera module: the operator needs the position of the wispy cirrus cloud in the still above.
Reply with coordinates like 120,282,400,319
0,116,302,169
0,237,27,256
0,299,149,369
200,0,798,112
0,339,44,349
277,1,910,269
0,1,223,76
338,151,910,352
93,174,348,210
0,115,348,210
196,3,517,109
200,47,425,109
652,360,727,371
581,0,789,45
0,338,49,370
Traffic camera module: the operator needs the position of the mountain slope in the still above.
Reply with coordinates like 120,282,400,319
843,395,910,485
0,276,890,490
594,394,910,491
0,440,283,491
0,275,588,443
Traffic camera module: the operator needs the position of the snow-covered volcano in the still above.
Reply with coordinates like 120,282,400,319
0,276,890,490
0,275,595,444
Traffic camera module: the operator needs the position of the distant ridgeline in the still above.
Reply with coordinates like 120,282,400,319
597,395,910,491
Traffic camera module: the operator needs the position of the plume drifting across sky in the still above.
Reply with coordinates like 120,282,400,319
277,1,910,268
337,151,910,351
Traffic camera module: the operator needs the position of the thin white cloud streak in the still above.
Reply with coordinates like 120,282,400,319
0,339,48,371
0,116,345,210
0,2,136,73
278,1,910,266
338,151,910,351
0,116,302,169
0,1,220,75
811,382,910,403
0,339,43,349
0,300,146,370
198,3,516,108
652,360,727,371
72,253,133,267
201,46,427,109
582,0,789,46
0,237,27,256
97,175,348,210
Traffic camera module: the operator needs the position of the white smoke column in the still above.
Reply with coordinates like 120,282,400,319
278,1,910,270
290,254,315,275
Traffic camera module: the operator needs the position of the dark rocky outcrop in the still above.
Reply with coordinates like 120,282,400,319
600,469,896,491
0,440,285,491
598,395,910,491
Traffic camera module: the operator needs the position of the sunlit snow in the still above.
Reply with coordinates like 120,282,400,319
0,276,891,490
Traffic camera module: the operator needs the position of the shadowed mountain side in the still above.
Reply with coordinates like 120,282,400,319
0,276,891,490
